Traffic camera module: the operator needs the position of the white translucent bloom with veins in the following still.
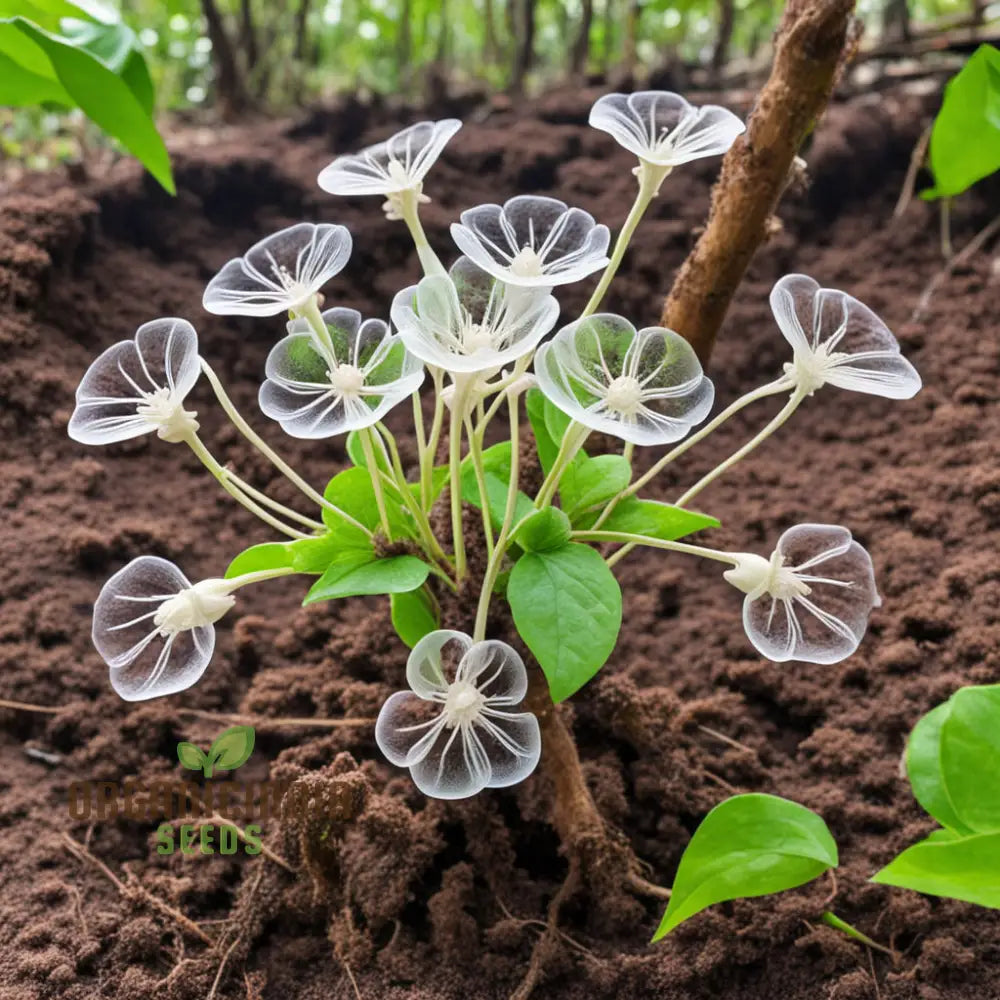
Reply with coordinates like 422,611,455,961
93,556,235,701
451,195,610,288
375,630,542,800
258,306,424,438
68,318,201,446
724,524,881,664
202,223,352,317
589,91,745,168
533,313,714,445
317,119,461,197
771,274,922,399
391,256,559,374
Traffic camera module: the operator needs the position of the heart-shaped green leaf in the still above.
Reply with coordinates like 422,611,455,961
560,454,631,519
390,587,439,648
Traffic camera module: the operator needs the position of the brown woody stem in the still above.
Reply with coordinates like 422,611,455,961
661,0,857,364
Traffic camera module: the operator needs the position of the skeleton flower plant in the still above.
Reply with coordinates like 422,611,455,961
70,97,922,935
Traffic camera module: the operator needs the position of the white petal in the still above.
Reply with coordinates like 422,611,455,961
408,722,491,800
406,630,473,699
476,710,541,788
458,639,529,705
660,104,745,165
317,119,461,196
93,556,213,701
769,273,819,354
202,223,352,316
375,690,447,767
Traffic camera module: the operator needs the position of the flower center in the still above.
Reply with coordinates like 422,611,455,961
268,259,308,303
136,387,199,443
509,247,544,278
785,342,847,395
443,679,486,727
153,580,235,635
462,321,495,355
604,375,643,416
327,364,365,395
766,552,811,601
386,158,410,187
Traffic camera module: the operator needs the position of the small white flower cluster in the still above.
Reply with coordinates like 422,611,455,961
67,93,922,801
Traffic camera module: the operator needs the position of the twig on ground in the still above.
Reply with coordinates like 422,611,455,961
892,124,931,220
911,212,1000,322
697,724,755,755
625,871,672,902
177,708,375,730
62,832,214,946
0,697,62,714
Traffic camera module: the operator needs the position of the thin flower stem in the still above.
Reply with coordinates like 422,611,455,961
300,296,336,355
359,427,393,540
572,530,738,566
421,368,446,507
591,377,793,530
448,380,472,580
225,567,298,590
535,421,590,507
581,166,661,318
184,433,310,540
675,386,806,507
221,469,325,531
474,400,521,641
375,422,450,566
465,415,495,561
399,190,446,276
200,360,371,538
411,391,429,507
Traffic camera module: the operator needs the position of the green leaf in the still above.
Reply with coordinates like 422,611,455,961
460,445,535,532
560,454,631,519
323,466,412,538
906,701,974,835
872,831,1000,908
207,725,255,775
514,507,572,552
345,429,391,474
225,542,293,579
176,741,207,772
0,17,172,192
0,46,69,104
923,44,1000,199
576,497,720,540
61,18,155,114
390,587,439,648
526,388,559,474
655,793,839,940
939,684,1000,833
304,554,429,603
507,542,622,702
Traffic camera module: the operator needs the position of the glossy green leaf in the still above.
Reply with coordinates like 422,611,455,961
906,700,974,835
576,497,720,540
304,554,429,603
60,18,154,113
225,542,293,579
207,725,255,774
390,587,439,648
514,507,572,552
460,444,535,531
939,684,1000,833
526,388,559,474
655,793,839,940
560,454,631,518
923,44,1000,199
323,466,412,538
0,17,173,192
508,542,622,702
872,831,1000,908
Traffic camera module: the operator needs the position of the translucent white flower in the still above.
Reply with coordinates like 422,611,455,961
317,119,461,199
771,274,922,399
533,313,714,445
258,306,424,438
589,91,745,168
202,223,352,317
375,630,541,800
93,557,235,701
724,524,881,665
391,256,559,375
450,195,610,288
68,318,201,446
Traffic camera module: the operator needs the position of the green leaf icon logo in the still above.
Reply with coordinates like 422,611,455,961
176,726,255,778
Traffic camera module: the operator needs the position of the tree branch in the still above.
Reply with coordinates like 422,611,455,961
661,0,858,364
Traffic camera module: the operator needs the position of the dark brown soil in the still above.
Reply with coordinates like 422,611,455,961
2,86,999,1000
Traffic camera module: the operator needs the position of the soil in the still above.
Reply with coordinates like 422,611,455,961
2,84,999,1000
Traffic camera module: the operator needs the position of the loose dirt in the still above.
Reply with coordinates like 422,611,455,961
1,86,998,1000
